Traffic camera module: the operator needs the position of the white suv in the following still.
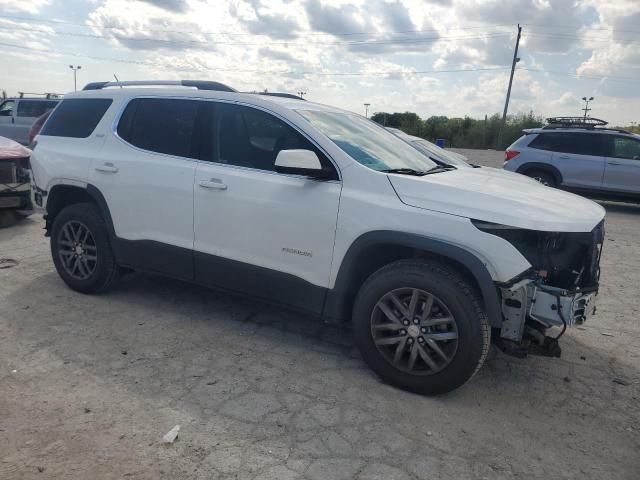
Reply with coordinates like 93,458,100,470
30,81,606,394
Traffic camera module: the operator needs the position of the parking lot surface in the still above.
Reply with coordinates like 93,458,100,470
1,150,639,479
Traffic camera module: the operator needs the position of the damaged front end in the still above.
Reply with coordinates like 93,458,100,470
474,220,605,358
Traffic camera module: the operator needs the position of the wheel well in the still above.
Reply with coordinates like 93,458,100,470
45,185,96,233
517,163,562,184
328,243,484,323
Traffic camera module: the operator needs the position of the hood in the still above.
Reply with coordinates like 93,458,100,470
0,136,31,160
479,166,541,185
388,167,605,232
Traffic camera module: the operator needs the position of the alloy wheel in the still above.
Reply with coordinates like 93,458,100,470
371,288,458,375
57,220,98,280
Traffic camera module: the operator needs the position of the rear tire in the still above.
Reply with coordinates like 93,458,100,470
352,259,490,395
525,169,557,187
50,202,120,293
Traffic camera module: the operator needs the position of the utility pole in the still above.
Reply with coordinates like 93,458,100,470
297,90,307,99
364,103,370,118
497,24,522,149
69,65,81,91
581,96,594,120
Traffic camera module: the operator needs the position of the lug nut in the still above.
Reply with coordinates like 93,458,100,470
421,327,427,334
418,336,424,343
413,318,419,324
403,319,410,326
407,338,414,344
400,329,406,335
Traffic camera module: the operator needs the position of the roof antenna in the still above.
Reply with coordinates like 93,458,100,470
113,73,122,87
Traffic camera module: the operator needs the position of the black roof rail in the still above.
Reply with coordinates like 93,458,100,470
249,92,306,100
543,116,608,129
82,80,236,92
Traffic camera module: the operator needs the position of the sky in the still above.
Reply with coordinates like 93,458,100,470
0,0,638,125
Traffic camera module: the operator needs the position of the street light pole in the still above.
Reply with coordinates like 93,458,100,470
581,96,594,121
364,103,370,118
69,65,82,91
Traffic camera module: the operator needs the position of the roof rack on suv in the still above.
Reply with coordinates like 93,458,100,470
82,80,237,92
252,92,306,100
543,117,608,129
17,92,62,99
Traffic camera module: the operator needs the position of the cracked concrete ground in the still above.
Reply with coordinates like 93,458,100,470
1,149,639,479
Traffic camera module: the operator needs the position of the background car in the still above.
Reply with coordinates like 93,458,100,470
0,96,60,145
0,135,32,227
504,117,640,201
387,127,540,185
28,109,53,146
386,127,471,167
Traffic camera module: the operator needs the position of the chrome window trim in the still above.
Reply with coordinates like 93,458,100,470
110,94,342,182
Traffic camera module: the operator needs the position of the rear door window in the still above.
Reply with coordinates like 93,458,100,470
17,100,59,118
41,98,112,138
606,136,640,160
529,132,603,156
117,98,200,159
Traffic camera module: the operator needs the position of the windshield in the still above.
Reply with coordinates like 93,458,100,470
412,140,470,167
296,110,437,172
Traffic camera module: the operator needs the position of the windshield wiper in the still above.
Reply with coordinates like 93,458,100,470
421,165,457,175
380,168,428,176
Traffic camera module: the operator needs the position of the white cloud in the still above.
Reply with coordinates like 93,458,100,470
1,0,639,125
0,0,50,13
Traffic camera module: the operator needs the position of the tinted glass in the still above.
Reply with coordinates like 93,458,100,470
215,104,321,172
0,100,14,117
608,136,640,160
41,98,112,138
118,98,199,159
297,109,437,172
17,100,59,118
530,132,602,156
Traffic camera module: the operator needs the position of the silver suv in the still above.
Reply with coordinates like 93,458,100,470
503,117,640,201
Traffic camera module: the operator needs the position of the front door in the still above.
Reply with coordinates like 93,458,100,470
0,100,18,142
193,102,341,314
602,134,640,194
89,97,201,279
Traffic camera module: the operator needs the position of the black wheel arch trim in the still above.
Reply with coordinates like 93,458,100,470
516,162,563,185
323,230,503,327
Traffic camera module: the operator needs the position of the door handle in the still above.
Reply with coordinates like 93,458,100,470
199,179,227,190
607,161,622,166
95,163,118,173
558,155,570,159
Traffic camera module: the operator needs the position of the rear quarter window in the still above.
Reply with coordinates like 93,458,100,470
40,98,113,138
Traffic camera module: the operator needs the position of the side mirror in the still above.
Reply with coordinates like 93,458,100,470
274,149,327,178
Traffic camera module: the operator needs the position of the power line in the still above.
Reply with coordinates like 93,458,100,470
0,24,511,48
0,14,515,37
0,39,511,76
518,67,638,83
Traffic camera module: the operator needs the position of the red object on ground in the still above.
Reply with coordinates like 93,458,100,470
0,136,31,161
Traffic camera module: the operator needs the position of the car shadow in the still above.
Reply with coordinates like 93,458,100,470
598,200,640,215
4,270,638,403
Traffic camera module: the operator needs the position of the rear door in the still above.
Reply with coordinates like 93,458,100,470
602,134,640,194
545,132,605,189
89,97,202,279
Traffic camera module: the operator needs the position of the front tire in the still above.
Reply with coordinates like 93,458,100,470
525,169,557,188
353,259,490,395
50,202,120,293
